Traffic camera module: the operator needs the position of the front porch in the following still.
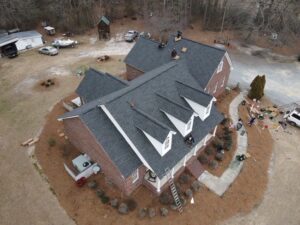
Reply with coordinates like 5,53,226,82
142,132,215,194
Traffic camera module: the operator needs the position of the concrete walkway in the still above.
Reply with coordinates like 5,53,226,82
198,93,248,196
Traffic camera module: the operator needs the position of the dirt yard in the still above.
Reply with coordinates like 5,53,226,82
0,18,298,225
34,89,273,225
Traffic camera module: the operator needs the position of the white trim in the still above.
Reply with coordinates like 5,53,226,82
225,52,233,70
57,115,79,121
132,168,139,183
204,135,208,145
157,179,161,192
100,105,154,171
213,81,218,94
183,156,187,166
217,61,223,73
213,125,218,137
171,168,175,178
221,76,226,87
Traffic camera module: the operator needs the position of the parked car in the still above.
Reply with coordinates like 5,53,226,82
38,46,59,56
124,30,138,42
139,31,151,39
284,108,300,127
52,39,77,48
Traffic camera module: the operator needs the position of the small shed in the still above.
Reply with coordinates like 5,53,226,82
0,35,18,58
44,26,56,35
14,31,43,51
97,16,110,40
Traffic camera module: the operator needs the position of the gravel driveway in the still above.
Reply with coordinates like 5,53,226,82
228,49,300,105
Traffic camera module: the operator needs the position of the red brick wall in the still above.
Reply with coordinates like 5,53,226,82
205,56,231,97
126,64,144,81
63,117,143,195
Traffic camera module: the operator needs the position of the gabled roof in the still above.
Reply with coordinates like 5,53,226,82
60,62,223,178
176,81,213,107
76,68,128,103
156,92,194,123
99,16,110,25
133,107,171,143
124,35,226,88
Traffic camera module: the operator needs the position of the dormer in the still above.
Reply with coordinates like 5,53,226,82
156,93,196,137
133,107,176,157
176,81,214,121
142,130,174,156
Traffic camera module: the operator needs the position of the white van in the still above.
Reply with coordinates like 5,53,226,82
284,108,300,127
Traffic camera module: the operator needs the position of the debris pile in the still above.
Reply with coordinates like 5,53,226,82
40,79,55,88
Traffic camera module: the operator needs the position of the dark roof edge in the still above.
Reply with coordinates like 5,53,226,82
132,106,173,132
176,80,213,99
89,67,129,85
156,92,193,112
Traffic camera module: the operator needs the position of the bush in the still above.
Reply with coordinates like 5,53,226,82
221,118,229,125
212,138,223,149
48,137,56,147
248,75,266,100
215,152,224,161
159,192,173,205
208,160,218,169
223,133,232,141
124,198,137,211
223,126,232,134
205,147,214,156
224,139,232,151
198,154,209,165
100,195,110,204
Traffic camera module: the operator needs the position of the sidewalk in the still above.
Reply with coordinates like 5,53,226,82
198,92,248,196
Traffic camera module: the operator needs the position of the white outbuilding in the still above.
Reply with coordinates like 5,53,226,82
13,31,43,51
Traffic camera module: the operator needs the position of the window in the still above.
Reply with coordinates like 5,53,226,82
292,113,300,120
131,169,139,183
213,82,218,93
217,61,223,73
221,76,226,87
164,136,170,150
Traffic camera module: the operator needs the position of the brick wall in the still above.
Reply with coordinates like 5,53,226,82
205,56,231,98
63,117,144,195
126,64,144,81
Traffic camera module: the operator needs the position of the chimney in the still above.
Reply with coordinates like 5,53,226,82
158,42,166,49
175,30,182,42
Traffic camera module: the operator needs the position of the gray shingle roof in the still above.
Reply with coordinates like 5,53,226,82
76,68,128,103
133,107,171,143
99,16,110,25
156,92,194,123
60,62,223,178
124,35,226,88
176,81,213,107
80,107,142,177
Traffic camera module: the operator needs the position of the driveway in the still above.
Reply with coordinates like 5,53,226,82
228,49,300,105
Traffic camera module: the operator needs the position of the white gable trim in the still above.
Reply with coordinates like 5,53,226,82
225,52,233,70
184,97,212,121
142,131,173,157
57,115,79,121
100,105,154,171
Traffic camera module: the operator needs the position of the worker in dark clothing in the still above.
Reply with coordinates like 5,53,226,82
248,116,256,127
171,48,177,58
236,118,243,131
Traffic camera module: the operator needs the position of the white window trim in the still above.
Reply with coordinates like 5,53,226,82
132,169,139,183
217,61,223,73
221,76,226,87
213,81,218,94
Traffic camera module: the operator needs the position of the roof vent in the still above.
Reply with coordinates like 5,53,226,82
158,42,166,49
181,47,187,53
175,30,182,42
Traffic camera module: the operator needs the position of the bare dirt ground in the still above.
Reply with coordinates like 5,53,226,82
0,18,298,225
34,90,273,225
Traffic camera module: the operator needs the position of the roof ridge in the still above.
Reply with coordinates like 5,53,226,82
88,68,129,85
99,62,177,104
132,106,172,132
175,80,212,98
169,34,226,53
155,92,192,112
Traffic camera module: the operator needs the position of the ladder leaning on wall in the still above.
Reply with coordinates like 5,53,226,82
165,167,183,213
